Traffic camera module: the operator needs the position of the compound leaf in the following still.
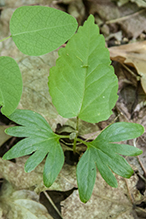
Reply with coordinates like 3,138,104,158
0,56,22,116
3,109,64,187
49,14,118,123
77,122,144,202
10,6,78,56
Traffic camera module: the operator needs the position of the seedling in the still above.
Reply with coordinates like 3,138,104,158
0,6,144,203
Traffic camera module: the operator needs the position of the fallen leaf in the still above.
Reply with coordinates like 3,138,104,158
17,52,68,131
116,0,129,7
109,40,146,93
0,181,53,219
67,0,85,25
63,118,100,138
61,164,144,219
130,0,146,7
0,0,54,8
89,1,146,38
0,158,43,189
117,0,146,8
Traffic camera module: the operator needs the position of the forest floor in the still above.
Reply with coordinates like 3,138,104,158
0,0,146,218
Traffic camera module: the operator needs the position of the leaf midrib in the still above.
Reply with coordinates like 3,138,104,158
12,24,74,36
77,32,90,116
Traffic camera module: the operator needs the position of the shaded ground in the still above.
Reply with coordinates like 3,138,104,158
0,0,146,218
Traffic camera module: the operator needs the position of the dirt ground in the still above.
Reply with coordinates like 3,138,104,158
0,0,146,218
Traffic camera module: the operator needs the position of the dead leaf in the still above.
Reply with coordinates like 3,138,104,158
64,118,100,138
116,0,129,7
109,41,146,93
0,0,54,8
17,53,68,131
89,1,146,39
0,181,53,219
0,158,44,189
67,0,85,25
130,0,146,8
0,157,76,192
0,152,145,218
117,0,146,8
61,164,144,219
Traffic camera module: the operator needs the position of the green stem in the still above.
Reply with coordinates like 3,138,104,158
73,116,79,153
76,138,88,147
0,35,12,42
57,135,70,139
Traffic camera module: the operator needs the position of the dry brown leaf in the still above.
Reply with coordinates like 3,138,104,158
0,158,44,189
17,53,68,131
109,41,146,93
61,164,144,219
0,157,76,192
89,1,146,39
0,158,145,218
0,181,53,219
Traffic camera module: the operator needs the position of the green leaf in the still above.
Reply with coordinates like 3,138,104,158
49,14,118,123
76,148,96,203
3,109,64,187
0,56,22,116
77,122,144,203
98,122,145,142
10,6,78,56
43,142,64,187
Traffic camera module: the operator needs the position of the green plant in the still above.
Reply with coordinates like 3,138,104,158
0,6,77,115
0,6,144,203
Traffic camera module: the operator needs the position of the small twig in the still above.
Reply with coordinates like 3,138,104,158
124,179,134,204
43,191,63,219
137,172,146,183
8,137,17,148
116,104,130,122
137,156,146,177
106,9,146,24
122,63,141,81
59,173,78,187
135,206,146,214
114,207,131,219
107,112,122,126
133,139,146,177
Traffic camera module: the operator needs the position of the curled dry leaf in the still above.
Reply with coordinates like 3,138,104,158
109,40,146,93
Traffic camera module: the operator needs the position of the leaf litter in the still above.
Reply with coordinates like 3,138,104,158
1,0,146,218
0,181,53,219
